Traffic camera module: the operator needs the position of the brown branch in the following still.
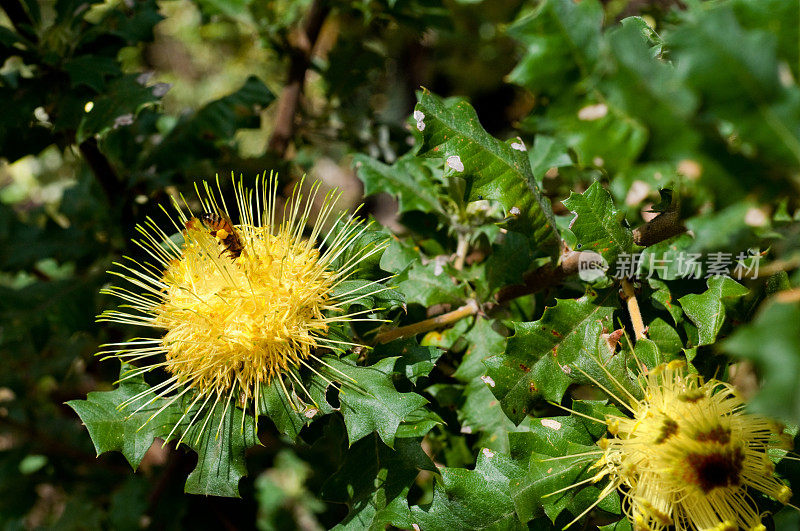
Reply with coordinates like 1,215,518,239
632,210,684,247
267,0,330,158
374,300,479,344
78,138,123,203
496,211,686,304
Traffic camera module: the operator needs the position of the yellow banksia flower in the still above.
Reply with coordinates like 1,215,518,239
558,359,795,531
98,173,386,442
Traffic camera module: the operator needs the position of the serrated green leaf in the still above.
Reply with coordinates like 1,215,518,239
396,261,466,307
330,280,404,313
603,22,699,157
317,357,428,448
562,181,633,263
63,56,120,92
354,152,442,215
678,276,748,346
483,231,534,295
323,435,433,530
77,75,159,143
67,364,258,497
181,398,258,497
411,451,525,531
507,0,603,95
413,90,560,258
373,338,443,385
724,297,800,423
395,408,443,439
485,289,619,423
648,278,684,325
551,99,649,172
507,417,618,524
66,366,174,470
257,381,306,441
459,379,516,453
453,317,507,382
669,5,800,166
529,135,572,181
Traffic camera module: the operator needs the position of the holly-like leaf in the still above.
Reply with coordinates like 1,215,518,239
459,379,517,453
411,451,526,531
483,231,534,295
180,398,258,497
323,435,434,530
508,416,620,524
485,289,619,423
723,296,800,424
507,0,603,96
258,381,306,441
669,5,800,167
67,364,258,497
528,135,572,181
562,181,633,264
603,22,699,157
355,152,442,215
453,317,507,383
317,357,428,448
372,338,443,385
413,90,560,258
66,366,170,470
648,278,684,325
396,261,466,307
330,280,404,313
678,276,748,346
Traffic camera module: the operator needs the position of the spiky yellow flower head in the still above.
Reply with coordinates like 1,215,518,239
560,360,794,531
99,174,385,439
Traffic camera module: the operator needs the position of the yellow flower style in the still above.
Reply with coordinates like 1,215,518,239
558,360,795,531
98,174,385,441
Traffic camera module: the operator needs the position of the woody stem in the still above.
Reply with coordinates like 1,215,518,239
621,279,646,342
374,300,479,344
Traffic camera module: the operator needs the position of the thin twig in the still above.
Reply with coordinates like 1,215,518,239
374,300,479,344
453,234,469,271
496,211,686,304
620,279,646,342
267,0,330,158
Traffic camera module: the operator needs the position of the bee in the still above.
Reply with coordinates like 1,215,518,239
200,212,244,259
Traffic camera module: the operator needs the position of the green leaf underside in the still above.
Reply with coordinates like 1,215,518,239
413,90,560,258
485,289,619,424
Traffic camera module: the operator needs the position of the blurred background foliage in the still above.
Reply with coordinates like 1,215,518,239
2,0,800,529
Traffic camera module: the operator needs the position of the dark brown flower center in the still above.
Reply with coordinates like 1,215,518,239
685,447,744,493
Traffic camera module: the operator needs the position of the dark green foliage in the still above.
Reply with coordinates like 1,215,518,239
3,0,800,529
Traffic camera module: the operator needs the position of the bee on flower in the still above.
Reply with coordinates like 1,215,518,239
97,173,388,444
549,358,797,531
